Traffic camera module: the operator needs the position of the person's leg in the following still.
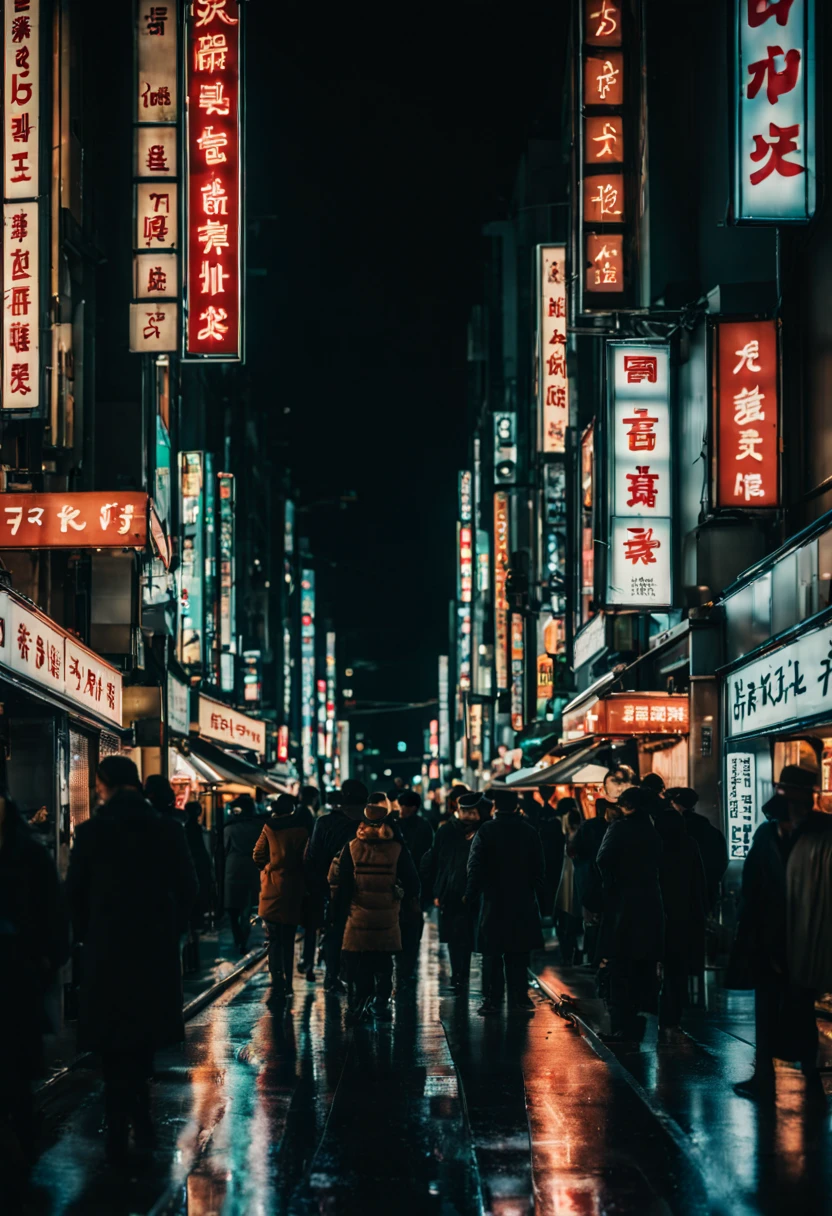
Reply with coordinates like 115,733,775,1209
265,921,285,990
659,956,686,1029
101,1050,133,1161
322,915,346,990
301,925,317,973
753,971,779,1083
505,952,532,1007
608,959,640,1037
281,924,297,992
374,954,395,1016
228,906,242,949
794,985,820,1078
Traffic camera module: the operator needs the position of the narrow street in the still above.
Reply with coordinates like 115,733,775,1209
20,924,831,1216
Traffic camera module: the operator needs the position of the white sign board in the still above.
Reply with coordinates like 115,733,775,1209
3,201,39,409
726,621,832,737
168,673,191,736
3,0,39,200
726,751,757,861
199,694,265,757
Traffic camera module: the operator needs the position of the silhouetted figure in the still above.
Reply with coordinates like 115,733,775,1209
254,793,309,1000
395,790,434,989
421,792,484,990
223,794,263,954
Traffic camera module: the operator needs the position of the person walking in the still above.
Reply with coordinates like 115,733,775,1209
732,766,828,1101
223,794,263,955
0,791,69,1171
466,789,545,1015
183,801,215,970
65,756,197,1164
304,778,368,992
395,790,434,990
296,785,320,835
655,804,707,1039
536,787,566,923
571,795,608,964
421,791,485,991
253,793,310,1000
596,785,663,1042
145,774,185,825
295,786,322,979
555,807,584,966
330,799,419,1024
668,788,728,911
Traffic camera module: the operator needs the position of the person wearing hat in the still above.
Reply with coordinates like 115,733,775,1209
465,789,545,1015
328,799,419,1024
668,787,728,911
304,778,369,992
732,765,828,1101
421,792,488,991
253,794,310,1000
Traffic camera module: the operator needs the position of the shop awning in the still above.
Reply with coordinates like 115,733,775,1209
516,737,623,788
183,738,289,794
504,738,592,787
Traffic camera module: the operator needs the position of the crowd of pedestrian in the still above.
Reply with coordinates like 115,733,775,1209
6,751,832,1179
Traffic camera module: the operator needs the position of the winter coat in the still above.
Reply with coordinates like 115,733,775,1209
787,814,832,989
596,810,664,963
465,811,545,955
556,840,580,917
397,812,435,876
65,790,198,1052
656,813,707,972
304,805,364,900
223,812,263,907
0,812,69,1077
184,817,214,922
571,814,607,914
682,809,728,910
537,810,566,917
330,820,420,952
420,816,478,942
295,804,317,837
254,811,310,924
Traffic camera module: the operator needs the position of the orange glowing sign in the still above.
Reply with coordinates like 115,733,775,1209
563,693,689,739
585,116,623,164
584,51,623,107
584,0,622,47
494,491,510,691
0,492,148,548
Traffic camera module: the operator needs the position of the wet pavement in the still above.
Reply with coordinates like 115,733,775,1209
11,924,832,1214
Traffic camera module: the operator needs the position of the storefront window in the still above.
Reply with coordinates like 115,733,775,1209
819,529,832,612
69,729,91,834
771,552,798,637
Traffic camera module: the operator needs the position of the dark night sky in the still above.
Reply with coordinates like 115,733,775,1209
246,1,562,758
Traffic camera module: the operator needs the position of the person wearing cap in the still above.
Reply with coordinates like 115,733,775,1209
421,792,485,991
329,799,420,1024
253,794,310,1000
465,789,545,1015
732,765,829,1102
304,778,369,992
668,787,728,911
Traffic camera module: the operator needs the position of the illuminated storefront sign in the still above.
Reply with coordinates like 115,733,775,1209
242,649,260,704
438,654,450,760
494,491,510,691
563,692,689,739
715,320,779,507
726,620,832,737
218,471,235,690
0,492,147,547
131,0,179,353
3,1,40,410
510,613,525,731
537,246,568,454
316,677,327,759
300,569,315,779
734,0,815,222
168,672,191,736
0,588,122,728
581,424,595,623
726,751,757,860
325,631,336,761
198,692,265,756
606,343,672,607
277,723,289,764
185,0,243,359
179,452,206,668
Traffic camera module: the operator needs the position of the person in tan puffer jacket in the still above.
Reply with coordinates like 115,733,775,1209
253,794,310,999
329,798,419,1024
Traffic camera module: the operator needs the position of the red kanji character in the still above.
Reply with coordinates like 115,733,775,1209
11,15,31,41
10,212,28,242
546,385,566,408
35,635,45,669
9,323,30,353
146,266,168,293
145,5,168,35
623,408,659,452
11,114,30,142
10,287,30,316
548,328,566,347
107,682,116,710
16,622,30,660
623,527,660,566
547,352,566,377
625,466,659,508
68,656,83,690
746,0,794,28
547,297,565,318
143,312,166,340
9,364,31,395
146,144,170,172
9,151,30,183
747,45,800,104
10,248,29,281
750,122,804,183
15,46,29,70
84,670,97,698
143,214,169,245
623,355,657,383
11,73,32,106
48,643,61,680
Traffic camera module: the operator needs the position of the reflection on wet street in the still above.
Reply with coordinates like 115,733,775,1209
13,926,832,1214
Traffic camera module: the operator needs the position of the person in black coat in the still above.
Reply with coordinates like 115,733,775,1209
304,778,368,991
183,800,214,933
0,793,69,1165
731,766,828,1101
535,786,566,922
293,786,321,977
571,798,608,961
466,789,545,1015
223,794,263,955
655,806,707,1036
596,786,664,1041
65,756,197,1164
668,788,728,910
394,790,434,989
421,794,483,990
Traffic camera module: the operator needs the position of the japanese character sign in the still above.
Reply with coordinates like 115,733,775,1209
584,0,622,46
3,201,39,410
136,126,177,178
726,753,757,859
608,344,672,606
735,0,814,221
584,52,624,106
726,624,832,739
0,492,148,547
136,0,177,122
585,232,623,294
199,694,266,757
3,0,39,201
186,0,241,358
538,246,569,454
584,174,625,223
129,302,179,353
716,320,779,507
585,115,624,164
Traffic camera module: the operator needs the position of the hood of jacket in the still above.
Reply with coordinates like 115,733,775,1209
356,820,396,842
267,810,304,833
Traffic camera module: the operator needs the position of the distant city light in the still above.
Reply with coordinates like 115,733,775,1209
383,768,392,776
397,740,407,753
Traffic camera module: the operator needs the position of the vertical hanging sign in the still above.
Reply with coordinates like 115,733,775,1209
510,613,525,731
493,491,510,691
300,570,316,780
3,0,40,410
218,471,236,690
185,0,243,360
606,343,673,607
131,0,179,353
715,320,780,507
734,0,815,222
457,471,473,693
537,245,568,454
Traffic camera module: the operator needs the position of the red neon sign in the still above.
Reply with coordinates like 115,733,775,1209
716,320,779,508
185,0,241,359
